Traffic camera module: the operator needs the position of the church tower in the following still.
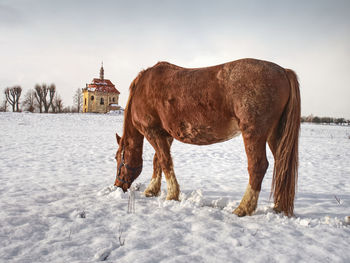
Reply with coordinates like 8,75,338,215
82,63,120,113
100,62,104,80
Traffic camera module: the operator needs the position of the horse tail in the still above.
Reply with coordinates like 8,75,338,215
271,69,301,216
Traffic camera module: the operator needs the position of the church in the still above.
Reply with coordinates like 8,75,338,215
82,64,121,113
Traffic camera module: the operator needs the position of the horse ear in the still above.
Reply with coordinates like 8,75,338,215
116,133,121,144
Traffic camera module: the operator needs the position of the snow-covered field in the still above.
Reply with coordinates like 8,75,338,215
1,112,349,262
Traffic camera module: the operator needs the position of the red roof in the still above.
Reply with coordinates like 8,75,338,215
87,78,120,94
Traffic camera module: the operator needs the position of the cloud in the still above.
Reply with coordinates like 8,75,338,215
0,4,25,27
1,0,350,118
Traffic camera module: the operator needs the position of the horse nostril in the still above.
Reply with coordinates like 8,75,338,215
122,184,129,192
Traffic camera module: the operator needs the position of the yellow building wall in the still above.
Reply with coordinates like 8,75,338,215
83,90,90,113
83,89,119,113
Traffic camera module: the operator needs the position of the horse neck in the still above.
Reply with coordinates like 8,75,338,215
122,110,144,164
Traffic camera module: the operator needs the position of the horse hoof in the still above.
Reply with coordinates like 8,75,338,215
233,207,247,217
144,189,159,197
273,206,282,214
233,205,256,217
165,195,179,201
273,206,292,217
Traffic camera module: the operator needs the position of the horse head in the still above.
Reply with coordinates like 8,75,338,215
114,133,143,192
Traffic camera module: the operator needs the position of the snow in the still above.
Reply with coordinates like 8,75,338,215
107,109,124,115
0,112,349,262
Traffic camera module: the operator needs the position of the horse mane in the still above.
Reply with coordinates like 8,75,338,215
129,70,145,93
122,70,146,140
122,61,178,139
127,61,172,95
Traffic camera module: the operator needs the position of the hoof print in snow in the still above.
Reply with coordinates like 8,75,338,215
78,211,86,218
130,182,144,192
95,249,111,261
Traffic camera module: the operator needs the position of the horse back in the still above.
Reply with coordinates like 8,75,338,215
131,59,290,145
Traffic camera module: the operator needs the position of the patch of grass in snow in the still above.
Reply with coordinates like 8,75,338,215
118,223,125,247
128,190,136,214
334,195,341,205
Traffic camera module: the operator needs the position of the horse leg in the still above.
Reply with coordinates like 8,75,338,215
234,134,269,216
267,126,283,213
145,134,179,200
144,153,162,197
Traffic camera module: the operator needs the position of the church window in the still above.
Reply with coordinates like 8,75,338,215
91,95,94,101
100,98,104,105
112,97,115,102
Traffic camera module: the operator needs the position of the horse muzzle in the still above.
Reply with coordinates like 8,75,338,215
114,177,130,192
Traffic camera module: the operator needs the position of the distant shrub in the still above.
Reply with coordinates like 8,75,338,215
301,115,349,125
312,116,321,123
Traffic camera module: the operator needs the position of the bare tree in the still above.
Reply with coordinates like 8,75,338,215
51,95,56,113
52,94,63,113
15,87,22,111
62,106,72,113
34,84,56,113
43,84,55,113
34,84,44,113
5,88,15,112
23,90,36,112
0,99,8,112
5,86,22,112
0,91,8,112
73,88,82,113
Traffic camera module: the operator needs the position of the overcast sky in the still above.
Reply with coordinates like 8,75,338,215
1,0,349,118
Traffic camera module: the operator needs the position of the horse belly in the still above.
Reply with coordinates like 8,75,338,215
168,118,241,145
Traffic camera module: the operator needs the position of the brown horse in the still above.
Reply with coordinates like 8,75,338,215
114,58,300,217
